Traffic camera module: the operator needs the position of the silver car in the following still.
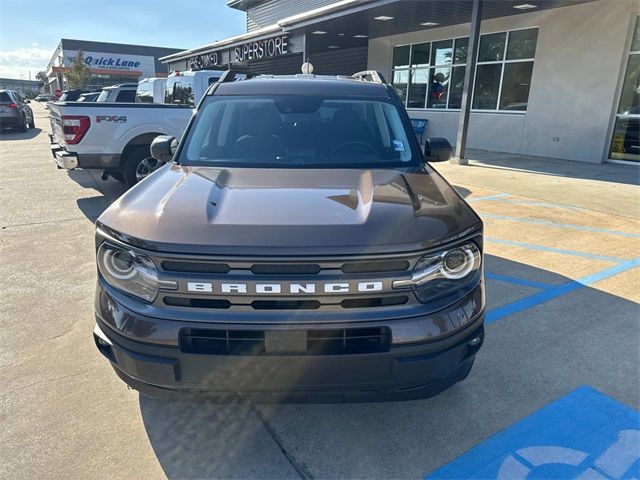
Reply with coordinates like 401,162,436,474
0,90,34,132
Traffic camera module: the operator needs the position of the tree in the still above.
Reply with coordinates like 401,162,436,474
65,50,91,89
35,71,49,92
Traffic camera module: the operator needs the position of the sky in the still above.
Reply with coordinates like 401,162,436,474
0,0,247,79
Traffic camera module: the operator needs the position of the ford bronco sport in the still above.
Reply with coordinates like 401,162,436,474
93,70,485,402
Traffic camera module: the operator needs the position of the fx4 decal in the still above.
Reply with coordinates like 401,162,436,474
96,115,127,123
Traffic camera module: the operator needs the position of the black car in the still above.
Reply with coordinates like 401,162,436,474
57,89,89,102
0,90,34,131
93,70,485,402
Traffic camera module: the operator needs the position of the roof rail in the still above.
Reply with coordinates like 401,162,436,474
218,69,259,83
350,70,387,84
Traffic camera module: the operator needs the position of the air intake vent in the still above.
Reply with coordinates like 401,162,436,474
341,260,410,273
164,297,231,309
340,295,408,309
250,264,322,274
161,261,230,274
180,327,391,355
307,327,391,355
251,300,321,310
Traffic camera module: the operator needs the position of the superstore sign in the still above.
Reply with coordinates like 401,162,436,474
234,35,288,62
186,34,289,68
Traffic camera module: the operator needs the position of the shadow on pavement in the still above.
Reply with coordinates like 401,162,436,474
137,255,639,479
68,170,127,221
465,149,640,186
0,127,43,141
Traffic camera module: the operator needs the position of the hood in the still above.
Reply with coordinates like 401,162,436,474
97,165,481,255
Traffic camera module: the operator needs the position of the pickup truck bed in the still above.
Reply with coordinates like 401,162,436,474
49,101,193,185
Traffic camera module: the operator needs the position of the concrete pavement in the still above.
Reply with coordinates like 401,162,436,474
1,102,638,479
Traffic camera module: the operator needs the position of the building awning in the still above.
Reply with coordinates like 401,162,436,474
50,66,142,77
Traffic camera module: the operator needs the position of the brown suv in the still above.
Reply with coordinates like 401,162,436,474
92,70,485,402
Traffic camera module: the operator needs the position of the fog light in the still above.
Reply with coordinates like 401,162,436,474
468,336,482,346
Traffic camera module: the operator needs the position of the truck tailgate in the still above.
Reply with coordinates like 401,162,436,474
48,103,66,146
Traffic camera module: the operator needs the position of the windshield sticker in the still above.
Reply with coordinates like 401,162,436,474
393,140,406,152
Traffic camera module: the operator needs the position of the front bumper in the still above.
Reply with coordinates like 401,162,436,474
94,281,486,402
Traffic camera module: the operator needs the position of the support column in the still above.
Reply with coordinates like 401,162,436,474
452,0,483,165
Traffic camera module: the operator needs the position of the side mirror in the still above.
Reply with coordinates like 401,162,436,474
150,135,178,162
424,137,452,162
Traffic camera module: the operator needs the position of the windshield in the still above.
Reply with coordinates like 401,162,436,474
180,95,419,168
165,76,195,106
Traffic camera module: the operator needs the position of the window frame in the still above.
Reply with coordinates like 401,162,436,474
391,26,538,114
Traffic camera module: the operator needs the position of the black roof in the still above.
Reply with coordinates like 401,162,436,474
213,75,390,97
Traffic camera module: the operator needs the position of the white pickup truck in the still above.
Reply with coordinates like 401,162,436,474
49,69,224,186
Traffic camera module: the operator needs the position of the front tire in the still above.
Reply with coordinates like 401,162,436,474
28,117,35,129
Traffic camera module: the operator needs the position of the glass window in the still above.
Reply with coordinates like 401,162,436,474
473,64,502,110
392,29,537,111
427,68,450,109
448,66,466,109
632,16,640,52
393,46,410,69
499,62,534,110
617,54,640,115
506,29,538,60
115,90,136,102
408,69,428,108
478,32,506,62
165,76,195,106
392,70,409,103
181,96,419,168
411,43,430,68
609,117,640,161
431,40,453,66
136,82,154,103
454,37,469,64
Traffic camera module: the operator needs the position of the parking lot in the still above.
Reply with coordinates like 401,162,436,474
1,102,638,479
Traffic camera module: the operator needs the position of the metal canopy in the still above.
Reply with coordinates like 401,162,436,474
301,0,597,54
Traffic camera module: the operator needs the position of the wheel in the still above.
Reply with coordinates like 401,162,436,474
28,117,35,129
18,116,27,133
123,146,161,187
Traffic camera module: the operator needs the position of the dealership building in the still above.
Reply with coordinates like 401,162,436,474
161,0,639,164
46,39,184,93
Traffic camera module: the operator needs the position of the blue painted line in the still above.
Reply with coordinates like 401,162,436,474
484,197,588,211
486,272,553,290
465,193,510,203
426,386,640,480
481,213,640,239
486,237,625,263
486,257,640,324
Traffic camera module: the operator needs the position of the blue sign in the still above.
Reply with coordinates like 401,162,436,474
428,386,640,479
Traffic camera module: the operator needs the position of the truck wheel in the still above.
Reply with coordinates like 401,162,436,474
123,146,158,187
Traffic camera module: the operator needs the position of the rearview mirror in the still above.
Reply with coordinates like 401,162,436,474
150,135,178,162
424,137,452,162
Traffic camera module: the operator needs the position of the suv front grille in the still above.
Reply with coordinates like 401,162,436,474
180,327,391,356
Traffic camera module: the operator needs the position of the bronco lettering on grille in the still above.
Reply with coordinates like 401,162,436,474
186,282,383,294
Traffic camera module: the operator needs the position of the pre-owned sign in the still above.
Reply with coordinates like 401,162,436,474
234,35,288,62
188,52,220,69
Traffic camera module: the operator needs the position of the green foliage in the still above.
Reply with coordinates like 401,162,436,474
23,89,38,99
35,71,49,92
65,50,91,89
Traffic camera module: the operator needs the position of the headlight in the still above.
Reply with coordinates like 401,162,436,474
393,242,481,303
97,243,169,302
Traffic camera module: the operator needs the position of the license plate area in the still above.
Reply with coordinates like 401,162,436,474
265,330,307,354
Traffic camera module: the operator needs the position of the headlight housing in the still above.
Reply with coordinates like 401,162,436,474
97,243,167,302
393,242,481,303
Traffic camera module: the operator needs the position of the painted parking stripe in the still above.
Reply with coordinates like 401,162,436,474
486,237,625,263
486,257,640,323
481,213,640,239
426,386,640,479
465,193,510,203
485,272,553,290
474,194,590,211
